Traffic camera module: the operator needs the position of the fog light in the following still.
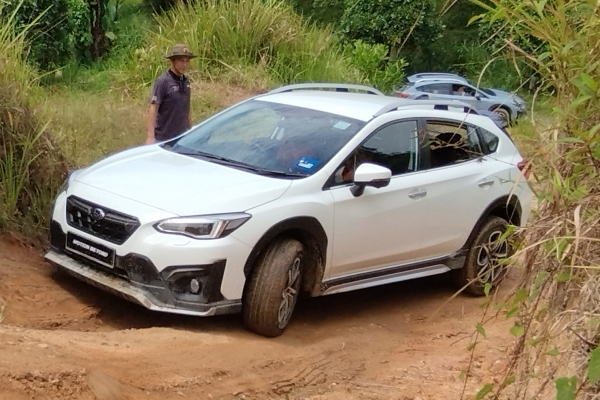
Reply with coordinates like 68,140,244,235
190,278,201,294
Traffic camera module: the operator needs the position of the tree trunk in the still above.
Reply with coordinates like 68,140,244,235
88,0,107,60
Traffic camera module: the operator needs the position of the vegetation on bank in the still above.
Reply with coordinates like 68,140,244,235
463,1,600,399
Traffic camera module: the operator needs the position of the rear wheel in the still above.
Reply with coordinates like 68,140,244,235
242,238,303,337
454,217,512,296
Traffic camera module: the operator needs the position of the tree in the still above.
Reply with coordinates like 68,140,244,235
339,0,443,61
87,0,108,60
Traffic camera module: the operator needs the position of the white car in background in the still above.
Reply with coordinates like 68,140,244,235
46,83,532,337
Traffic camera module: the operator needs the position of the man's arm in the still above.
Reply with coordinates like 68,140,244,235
146,103,158,144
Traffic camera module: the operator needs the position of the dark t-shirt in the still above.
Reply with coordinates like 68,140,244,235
150,70,191,141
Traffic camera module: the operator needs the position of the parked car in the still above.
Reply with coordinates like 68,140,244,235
46,83,533,337
394,73,527,123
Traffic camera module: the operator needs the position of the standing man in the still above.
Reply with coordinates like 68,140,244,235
146,43,196,144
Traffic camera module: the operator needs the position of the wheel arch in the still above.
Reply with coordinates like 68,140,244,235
488,104,512,119
243,216,328,296
461,195,522,252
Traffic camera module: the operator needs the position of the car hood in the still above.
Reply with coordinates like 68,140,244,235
488,89,526,108
73,146,293,216
489,88,517,100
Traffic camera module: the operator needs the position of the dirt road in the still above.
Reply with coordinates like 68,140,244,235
0,238,516,400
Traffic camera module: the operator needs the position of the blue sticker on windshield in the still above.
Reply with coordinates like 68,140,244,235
295,157,319,170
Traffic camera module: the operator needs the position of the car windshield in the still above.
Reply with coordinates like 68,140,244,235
166,99,365,178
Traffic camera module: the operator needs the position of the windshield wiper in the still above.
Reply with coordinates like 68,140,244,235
175,150,233,162
250,168,306,178
174,149,305,178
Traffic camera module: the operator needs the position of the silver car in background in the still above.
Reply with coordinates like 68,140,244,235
394,73,527,123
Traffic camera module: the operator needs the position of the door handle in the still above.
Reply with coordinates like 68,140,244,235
408,190,427,199
478,179,495,188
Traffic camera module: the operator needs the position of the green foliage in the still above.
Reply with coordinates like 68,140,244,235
1,0,91,69
345,40,407,93
288,0,344,26
0,3,71,241
474,9,544,56
465,1,600,399
339,0,443,59
68,0,93,63
588,347,600,385
126,0,360,88
142,0,185,13
476,383,493,400
555,377,577,400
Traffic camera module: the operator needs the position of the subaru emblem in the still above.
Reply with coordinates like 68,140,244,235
92,208,106,220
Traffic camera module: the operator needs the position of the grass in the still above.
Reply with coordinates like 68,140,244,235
0,1,70,242
123,0,360,89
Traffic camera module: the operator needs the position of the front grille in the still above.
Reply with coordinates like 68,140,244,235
66,196,140,245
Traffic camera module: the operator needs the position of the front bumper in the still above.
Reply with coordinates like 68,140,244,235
47,222,242,317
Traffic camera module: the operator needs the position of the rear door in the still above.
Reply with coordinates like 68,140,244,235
412,118,510,258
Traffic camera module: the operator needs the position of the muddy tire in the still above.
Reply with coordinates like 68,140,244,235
454,217,512,296
242,238,304,337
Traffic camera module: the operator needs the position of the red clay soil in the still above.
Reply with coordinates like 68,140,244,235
0,238,516,400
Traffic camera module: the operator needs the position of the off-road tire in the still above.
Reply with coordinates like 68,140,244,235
242,238,304,337
454,217,512,296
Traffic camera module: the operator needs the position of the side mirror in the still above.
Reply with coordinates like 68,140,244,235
475,95,481,100
350,163,392,197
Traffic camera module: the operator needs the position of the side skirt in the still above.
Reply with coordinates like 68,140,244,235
321,255,465,296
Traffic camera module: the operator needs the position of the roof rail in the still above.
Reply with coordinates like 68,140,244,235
268,83,384,96
412,77,468,85
373,99,479,117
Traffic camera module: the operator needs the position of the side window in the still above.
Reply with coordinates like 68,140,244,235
417,83,453,95
333,121,418,184
478,128,500,154
358,120,418,175
451,84,477,97
421,120,483,169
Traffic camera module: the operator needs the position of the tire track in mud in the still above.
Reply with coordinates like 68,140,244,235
0,240,518,400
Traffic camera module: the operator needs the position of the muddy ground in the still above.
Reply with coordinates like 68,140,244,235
0,238,517,400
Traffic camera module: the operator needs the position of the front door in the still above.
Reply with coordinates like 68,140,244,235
329,119,430,278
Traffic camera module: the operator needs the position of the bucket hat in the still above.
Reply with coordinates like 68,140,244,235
165,43,197,59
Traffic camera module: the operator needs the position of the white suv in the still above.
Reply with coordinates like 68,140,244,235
45,84,532,337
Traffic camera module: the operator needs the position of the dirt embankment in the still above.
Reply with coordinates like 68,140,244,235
0,238,515,400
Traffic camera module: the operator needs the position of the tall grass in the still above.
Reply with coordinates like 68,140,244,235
0,1,38,90
0,1,70,242
465,0,600,399
124,0,360,88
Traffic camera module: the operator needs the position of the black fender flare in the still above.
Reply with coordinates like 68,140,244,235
243,216,328,296
461,194,522,252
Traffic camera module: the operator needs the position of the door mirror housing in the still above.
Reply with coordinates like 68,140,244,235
350,163,392,197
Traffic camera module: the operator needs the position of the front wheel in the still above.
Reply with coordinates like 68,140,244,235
454,217,512,296
492,106,511,123
242,238,303,337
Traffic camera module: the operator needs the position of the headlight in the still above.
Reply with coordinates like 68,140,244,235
154,213,251,239
513,96,526,109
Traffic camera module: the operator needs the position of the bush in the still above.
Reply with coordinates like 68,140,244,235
345,40,407,93
339,0,443,60
1,0,91,69
0,5,71,242
124,0,360,88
